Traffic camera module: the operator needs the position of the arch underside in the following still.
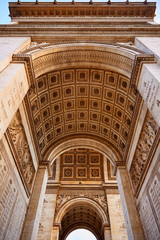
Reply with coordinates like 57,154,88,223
55,197,109,240
18,43,141,165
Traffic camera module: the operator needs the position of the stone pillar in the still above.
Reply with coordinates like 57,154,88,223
104,225,112,240
103,156,108,182
55,156,60,182
107,193,127,240
51,224,60,240
37,189,58,240
116,167,145,240
21,165,48,240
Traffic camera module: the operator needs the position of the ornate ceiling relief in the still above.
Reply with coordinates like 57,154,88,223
6,111,35,195
28,68,137,160
129,111,159,195
33,51,133,77
60,148,103,182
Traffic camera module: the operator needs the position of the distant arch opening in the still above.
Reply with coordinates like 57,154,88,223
55,197,108,240
66,229,97,240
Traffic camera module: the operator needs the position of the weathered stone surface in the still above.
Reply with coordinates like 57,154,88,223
107,194,128,240
137,149,160,240
21,167,48,240
117,167,145,240
135,37,160,63
37,192,57,240
0,139,28,240
138,64,160,127
0,37,30,72
0,63,29,140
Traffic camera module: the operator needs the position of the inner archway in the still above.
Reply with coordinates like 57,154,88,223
55,197,108,240
66,229,97,240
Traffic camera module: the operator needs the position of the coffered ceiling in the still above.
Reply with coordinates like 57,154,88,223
28,67,138,161
60,204,104,240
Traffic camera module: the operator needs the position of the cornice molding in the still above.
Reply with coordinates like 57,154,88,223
9,2,156,19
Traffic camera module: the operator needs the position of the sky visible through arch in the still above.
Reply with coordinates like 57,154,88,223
0,0,160,24
66,229,97,240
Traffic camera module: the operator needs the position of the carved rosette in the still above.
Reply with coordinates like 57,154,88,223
129,112,159,193
7,111,35,194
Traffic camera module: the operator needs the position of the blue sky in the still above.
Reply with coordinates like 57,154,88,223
0,0,160,24
66,229,97,240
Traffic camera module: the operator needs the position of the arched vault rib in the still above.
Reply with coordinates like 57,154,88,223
29,43,138,78
47,137,119,165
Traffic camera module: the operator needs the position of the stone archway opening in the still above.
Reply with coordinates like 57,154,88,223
66,229,97,240
54,197,109,240
60,205,103,240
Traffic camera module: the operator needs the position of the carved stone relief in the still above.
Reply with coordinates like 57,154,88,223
55,194,108,215
0,141,27,240
60,149,104,182
129,111,159,192
7,110,35,194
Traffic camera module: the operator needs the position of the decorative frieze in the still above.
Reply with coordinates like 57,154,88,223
33,50,133,76
7,110,35,195
55,194,108,215
9,2,155,19
129,111,159,193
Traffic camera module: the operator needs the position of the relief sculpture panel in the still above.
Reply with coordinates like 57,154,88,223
129,111,159,193
6,110,35,195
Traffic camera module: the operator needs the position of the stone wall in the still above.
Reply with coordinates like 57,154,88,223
0,138,29,240
107,194,128,240
37,189,57,240
137,147,160,240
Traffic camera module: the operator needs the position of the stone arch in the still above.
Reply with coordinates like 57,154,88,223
24,42,141,78
54,197,109,240
47,137,119,166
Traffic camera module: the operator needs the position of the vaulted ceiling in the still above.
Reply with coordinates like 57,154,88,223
28,67,137,161
13,42,150,164
60,204,104,240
